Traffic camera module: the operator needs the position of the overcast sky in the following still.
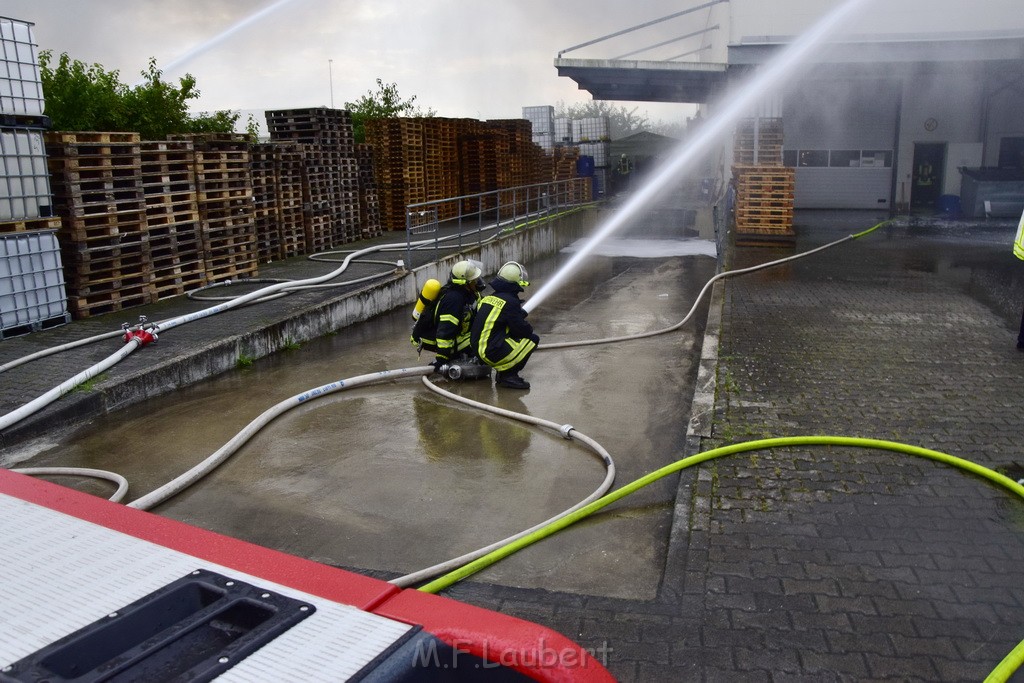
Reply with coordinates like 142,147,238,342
5,0,1024,130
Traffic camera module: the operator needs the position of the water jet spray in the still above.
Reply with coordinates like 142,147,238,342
137,0,305,85
524,0,879,314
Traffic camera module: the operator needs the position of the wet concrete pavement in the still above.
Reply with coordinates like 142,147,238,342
2,244,716,602
4,203,1024,681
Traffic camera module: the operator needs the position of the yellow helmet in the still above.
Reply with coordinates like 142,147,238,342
450,260,482,286
497,261,529,287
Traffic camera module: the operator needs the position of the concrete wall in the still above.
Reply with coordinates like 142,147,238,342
221,208,597,371
1,208,600,448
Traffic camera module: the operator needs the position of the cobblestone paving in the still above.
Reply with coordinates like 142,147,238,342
441,214,1024,682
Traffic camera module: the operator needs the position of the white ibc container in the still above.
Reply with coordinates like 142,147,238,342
0,229,69,337
532,133,553,152
577,142,609,168
0,18,45,116
554,117,572,143
521,105,554,135
0,127,52,220
574,116,610,143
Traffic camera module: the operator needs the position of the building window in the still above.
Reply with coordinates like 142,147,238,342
783,149,893,168
798,150,829,167
860,150,893,168
830,150,861,167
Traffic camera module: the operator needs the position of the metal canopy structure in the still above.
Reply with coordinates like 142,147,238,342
555,32,1024,105
554,1,727,104
554,1,1024,107
554,58,728,104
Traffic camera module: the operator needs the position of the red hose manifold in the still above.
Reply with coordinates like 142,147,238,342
123,328,158,346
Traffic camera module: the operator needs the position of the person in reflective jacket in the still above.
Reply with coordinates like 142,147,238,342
471,261,539,389
411,260,484,370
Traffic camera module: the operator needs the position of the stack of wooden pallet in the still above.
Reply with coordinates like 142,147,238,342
355,143,382,239
487,119,533,214
733,118,784,166
421,118,461,221
336,154,360,244
457,131,497,216
274,143,306,258
312,109,359,245
249,143,282,263
366,115,571,231
732,117,794,246
732,165,796,246
45,132,154,318
266,107,361,252
140,139,206,298
552,145,580,182
366,118,426,231
183,133,258,281
450,119,482,218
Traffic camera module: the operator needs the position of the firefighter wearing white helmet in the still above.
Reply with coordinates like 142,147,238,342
411,259,484,370
470,261,539,389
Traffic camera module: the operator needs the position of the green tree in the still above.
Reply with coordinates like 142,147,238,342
39,51,238,138
38,51,127,132
244,114,261,143
345,78,435,143
555,100,650,140
649,118,687,139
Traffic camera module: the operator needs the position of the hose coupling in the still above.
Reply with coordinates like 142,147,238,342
442,362,492,381
559,424,575,440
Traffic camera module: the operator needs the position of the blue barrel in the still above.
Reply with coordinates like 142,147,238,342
937,194,962,217
576,155,595,177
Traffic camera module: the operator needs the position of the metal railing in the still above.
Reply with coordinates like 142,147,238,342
404,177,592,269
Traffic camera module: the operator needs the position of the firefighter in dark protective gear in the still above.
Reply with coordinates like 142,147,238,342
471,261,539,389
411,260,484,371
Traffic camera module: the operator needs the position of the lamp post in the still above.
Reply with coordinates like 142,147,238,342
328,59,334,107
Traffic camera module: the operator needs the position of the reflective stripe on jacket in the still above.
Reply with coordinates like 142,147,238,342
1015,208,1024,260
412,286,479,359
472,292,537,372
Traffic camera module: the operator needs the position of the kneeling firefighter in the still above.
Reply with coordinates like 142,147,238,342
470,261,539,390
411,260,489,377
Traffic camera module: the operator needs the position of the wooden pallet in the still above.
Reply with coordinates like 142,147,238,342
0,217,61,234
733,151,783,166
735,228,796,247
67,285,154,318
61,251,149,281
65,277,152,300
736,207,793,222
733,165,795,184
152,261,208,299
150,236,202,269
47,132,140,144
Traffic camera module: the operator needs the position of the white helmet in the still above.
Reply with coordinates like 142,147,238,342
497,261,529,287
450,260,483,286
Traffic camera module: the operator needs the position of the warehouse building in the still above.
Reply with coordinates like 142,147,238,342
557,26,1024,216
733,31,1024,215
